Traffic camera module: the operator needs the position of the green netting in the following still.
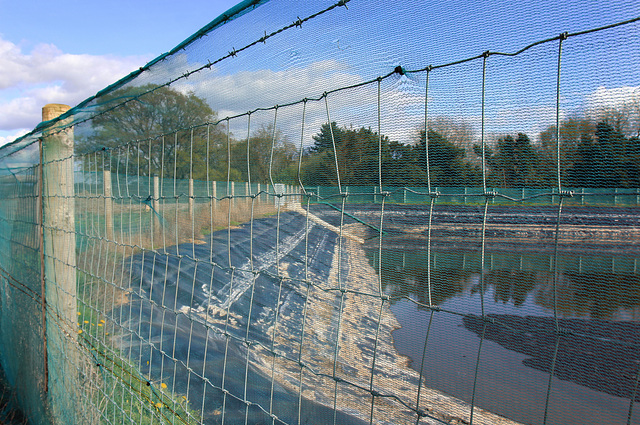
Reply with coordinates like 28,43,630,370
1,1,640,424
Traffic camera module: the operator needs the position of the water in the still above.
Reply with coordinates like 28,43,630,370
366,245,640,425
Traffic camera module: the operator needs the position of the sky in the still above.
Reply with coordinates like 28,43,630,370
0,0,239,145
0,0,638,148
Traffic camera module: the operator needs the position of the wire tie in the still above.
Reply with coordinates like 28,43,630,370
482,50,491,58
560,31,568,40
430,191,440,199
295,17,303,27
484,190,497,198
394,65,405,76
260,31,268,43
483,315,496,324
229,48,237,57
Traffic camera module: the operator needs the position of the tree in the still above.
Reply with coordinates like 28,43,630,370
481,133,539,187
384,140,427,186
570,122,639,187
418,129,480,186
538,118,595,186
230,124,298,185
84,84,224,179
589,89,640,139
303,123,391,186
427,116,477,164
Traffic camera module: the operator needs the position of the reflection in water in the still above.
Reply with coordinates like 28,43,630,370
369,248,640,320
463,314,640,402
366,244,640,424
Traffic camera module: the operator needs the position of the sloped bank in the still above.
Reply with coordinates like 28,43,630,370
115,208,523,424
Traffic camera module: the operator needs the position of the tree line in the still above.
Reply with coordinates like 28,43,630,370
81,85,640,189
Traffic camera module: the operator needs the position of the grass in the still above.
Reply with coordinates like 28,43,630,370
76,316,202,425
72,196,280,423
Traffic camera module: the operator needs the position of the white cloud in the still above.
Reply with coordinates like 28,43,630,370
586,86,640,111
0,36,147,132
0,129,29,147
585,86,639,136
177,59,363,115
170,59,367,146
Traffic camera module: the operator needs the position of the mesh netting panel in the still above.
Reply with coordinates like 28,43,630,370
1,1,640,424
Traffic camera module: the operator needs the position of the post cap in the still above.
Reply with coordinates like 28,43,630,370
42,104,71,122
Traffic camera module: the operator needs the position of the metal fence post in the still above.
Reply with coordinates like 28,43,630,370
41,103,78,424
153,174,160,238
103,169,114,241
189,177,195,220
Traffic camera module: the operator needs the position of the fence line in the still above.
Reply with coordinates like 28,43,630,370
1,2,639,425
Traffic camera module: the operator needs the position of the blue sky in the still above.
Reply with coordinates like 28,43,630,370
0,0,238,144
0,0,638,147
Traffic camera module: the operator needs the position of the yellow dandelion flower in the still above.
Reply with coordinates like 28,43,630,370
84,320,89,324
77,330,83,334
77,312,81,316
160,383,167,389
155,402,163,408
97,324,103,327
100,319,105,323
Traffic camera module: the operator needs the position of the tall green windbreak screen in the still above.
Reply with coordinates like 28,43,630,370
1,1,640,424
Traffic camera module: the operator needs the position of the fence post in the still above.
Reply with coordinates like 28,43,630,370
153,175,160,238
103,169,114,240
41,103,78,423
231,181,235,208
189,177,194,220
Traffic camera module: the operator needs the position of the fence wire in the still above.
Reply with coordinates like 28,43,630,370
1,1,640,425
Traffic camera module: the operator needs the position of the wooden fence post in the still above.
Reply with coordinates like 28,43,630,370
41,103,78,423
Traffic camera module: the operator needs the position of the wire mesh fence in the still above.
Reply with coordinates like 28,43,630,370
0,1,639,424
